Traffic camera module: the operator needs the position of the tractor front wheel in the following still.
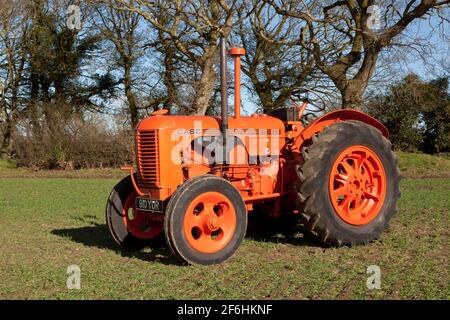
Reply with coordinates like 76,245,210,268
164,175,247,265
296,120,401,246
106,175,164,250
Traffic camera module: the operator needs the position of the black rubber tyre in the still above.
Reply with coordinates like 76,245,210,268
106,175,164,250
164,175,247,265
296,120,401,246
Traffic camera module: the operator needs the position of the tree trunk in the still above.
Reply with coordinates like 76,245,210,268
0,119,12,160
254,82,276,110
124,62,138,128
1,94,16,159
162,42,177,110
340,81,366,109
191,45,218,116
1,84,19,159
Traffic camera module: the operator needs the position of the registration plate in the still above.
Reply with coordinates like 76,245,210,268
135,197,164,213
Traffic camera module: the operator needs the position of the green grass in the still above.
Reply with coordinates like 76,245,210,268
0,152,448,299
1,152,448,180
0,176,448,299
397,152,450,178
0,166,124,179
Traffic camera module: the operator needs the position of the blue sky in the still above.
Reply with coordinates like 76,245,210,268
396,14,449,79
98,5,449,127
238,10,450,115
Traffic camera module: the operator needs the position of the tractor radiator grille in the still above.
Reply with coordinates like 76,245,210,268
136,130,159,186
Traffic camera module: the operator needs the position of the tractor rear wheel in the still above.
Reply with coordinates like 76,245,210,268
296,120,400,246
106,175,164,250
164,175,247,265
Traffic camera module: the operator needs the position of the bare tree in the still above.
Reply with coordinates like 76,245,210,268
234,1,339,112
111,0,244,115
94,0,146,127
143,9,193,114
0,0,29,159
265,0,450,109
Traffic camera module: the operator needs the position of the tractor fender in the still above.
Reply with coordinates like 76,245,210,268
300,109,389,142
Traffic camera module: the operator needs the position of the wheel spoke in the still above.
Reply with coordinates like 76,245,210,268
347,197,356,213
339,195,351,213
332,185,347,198
203,202,215,216
335,173,349,185
355,153,367,175
184,213,203,230
216,214,226,229
363,190,380,201
341,159,355,176
352,193,364,210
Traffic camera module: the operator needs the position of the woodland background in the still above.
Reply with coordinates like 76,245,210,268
1,0,449,169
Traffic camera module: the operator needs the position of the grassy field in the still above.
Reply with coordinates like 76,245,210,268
0,153,448,299
1,151,449,179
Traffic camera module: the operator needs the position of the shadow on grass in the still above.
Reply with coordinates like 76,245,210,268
51,224,177,265
246,214,325,248
51,214,324,266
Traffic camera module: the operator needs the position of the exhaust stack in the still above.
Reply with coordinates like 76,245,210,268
219,37,246,164
219,37,228,164
229,47,245,121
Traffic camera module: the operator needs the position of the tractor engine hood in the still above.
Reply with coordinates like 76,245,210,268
137,113,285,134
134,113,285,192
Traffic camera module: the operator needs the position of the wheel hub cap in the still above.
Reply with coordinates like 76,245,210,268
183,192,237,254
328,145,387,225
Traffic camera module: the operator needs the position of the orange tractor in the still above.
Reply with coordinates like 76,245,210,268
106,38,400,265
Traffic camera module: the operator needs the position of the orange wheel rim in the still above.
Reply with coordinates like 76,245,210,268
183,192,237,254
123,191,163,239
328,145,386,225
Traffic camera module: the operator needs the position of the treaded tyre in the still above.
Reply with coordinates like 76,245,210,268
106,174,164,250
165,175,247,265
296,120,401,246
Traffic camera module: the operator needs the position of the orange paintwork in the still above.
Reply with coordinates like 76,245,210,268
130,47,390,215
243,192,288,202
122,190,163,239
121,166,145,196
299,109,389,144
230,47,245,120
133,108,388,208
183,191,237,254
328,145,386,225
296,101,309,119
229,47,246,56
136,114,285,200
151,109,169,115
